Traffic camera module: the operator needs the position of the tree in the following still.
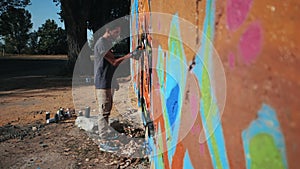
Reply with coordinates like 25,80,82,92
53,0,91,70
26,31,38,54
37,19,67,54
55,27,68,54
0,7,32,54
53,0,130,71
0,41,4,56
0,0,30,15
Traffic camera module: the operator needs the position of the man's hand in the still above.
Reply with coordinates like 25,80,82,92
131,46,143,60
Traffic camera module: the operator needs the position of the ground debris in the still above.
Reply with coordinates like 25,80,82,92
0,122,44,142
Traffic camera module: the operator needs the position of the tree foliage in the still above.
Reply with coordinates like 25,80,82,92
0,0,30,15
26,31,38,54
0,7,32,54
37,19,67,54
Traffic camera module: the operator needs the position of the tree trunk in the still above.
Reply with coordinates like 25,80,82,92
65,23,87,71
60,0,90,72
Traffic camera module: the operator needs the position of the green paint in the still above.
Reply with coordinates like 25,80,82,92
201,15,223,168
157,47,164,89
169,24,184,60
157,124,165,168
158,154,164,169
250,134,285,169
161,97,171,145
206,23,213,41
169,22,185,86
202,82,223,169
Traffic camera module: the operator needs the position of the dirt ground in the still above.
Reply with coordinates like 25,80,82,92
0,55,149,169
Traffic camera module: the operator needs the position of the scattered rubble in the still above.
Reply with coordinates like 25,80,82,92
0,122,44,142
0,108,75,143
75,112,151,168
0,109,150,168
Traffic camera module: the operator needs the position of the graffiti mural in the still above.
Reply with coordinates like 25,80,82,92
130,0,298,168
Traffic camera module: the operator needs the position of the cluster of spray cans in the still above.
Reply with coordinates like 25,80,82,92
46,108,72,124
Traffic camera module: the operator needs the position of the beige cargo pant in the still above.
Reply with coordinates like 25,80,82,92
95,89,114,139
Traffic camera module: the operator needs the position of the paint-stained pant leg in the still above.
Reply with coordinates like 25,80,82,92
96,89,114,139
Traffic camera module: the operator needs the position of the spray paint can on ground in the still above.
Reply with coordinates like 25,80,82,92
45,112,50,120
65,108,71,118
78,110,83,116
47,118,56,124
56,108,64,120
85,106,90,118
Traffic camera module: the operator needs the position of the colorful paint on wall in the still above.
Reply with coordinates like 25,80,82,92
130,0,139,92
226,0,263,67
183,151,194,169
226,0,253,31
130,0,292,168
242,104,288,169
165,14,188,164
193,0,230,168
239,22,263,65
131,0,229,168
151,14,189,167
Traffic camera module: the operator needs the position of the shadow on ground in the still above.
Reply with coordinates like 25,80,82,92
0,58,71,91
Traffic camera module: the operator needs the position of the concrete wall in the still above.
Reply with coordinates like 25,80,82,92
130,0,299,168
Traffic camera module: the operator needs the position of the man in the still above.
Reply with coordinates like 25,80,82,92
94,22,140,152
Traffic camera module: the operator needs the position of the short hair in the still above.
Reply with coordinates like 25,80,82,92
105,22,120,32
104,18,128,32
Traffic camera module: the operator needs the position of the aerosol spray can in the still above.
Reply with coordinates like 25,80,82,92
85,106,90,118
56,108,64,120
47,118,56,124
65,108,71,118
78,110,83,116
45,112,50,120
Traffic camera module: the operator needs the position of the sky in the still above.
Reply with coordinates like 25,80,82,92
25,0,93,40
26,0,64,31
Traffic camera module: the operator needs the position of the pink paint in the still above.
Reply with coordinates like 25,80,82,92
200,144,205,155
156,82,160,89
191,126,196,133
239,22,263,65
191,124,201,134
226,0,253,31
228,52,235,69
190,94,198,118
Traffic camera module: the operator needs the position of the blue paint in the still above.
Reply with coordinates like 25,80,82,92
184,151,194,169
242,104,288,169
192,0,230,168
135,0,139,31
166,85,179,126
167,14,188,95
130,0,139,85
130,0,139,31
149,131,163,169
165,14,188,166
